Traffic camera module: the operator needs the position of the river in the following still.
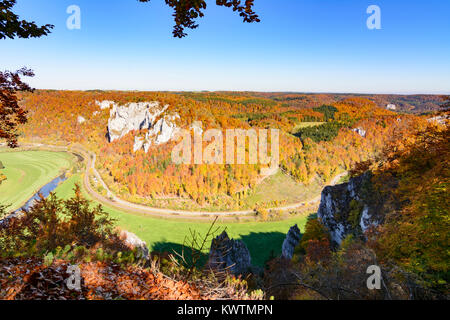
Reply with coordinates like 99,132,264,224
16,174,68,212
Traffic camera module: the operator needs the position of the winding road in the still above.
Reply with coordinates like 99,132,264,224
20,143,347,219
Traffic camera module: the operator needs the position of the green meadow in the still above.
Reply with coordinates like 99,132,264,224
243,170,323,208
1,150,310,266
0,151,75,211
55,174,309,266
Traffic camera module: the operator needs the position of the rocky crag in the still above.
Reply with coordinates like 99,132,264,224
97,100,180,153
281,225,301,260
317,172,385,246
119,230,150,260
351,127,367,138
207,231,252,276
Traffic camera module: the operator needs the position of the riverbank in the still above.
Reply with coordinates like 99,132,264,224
0,150,77,211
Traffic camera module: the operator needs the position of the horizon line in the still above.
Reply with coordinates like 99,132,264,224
32,88,449,96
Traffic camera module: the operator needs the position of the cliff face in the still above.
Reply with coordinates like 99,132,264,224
101,100,180,152
317,172,383,246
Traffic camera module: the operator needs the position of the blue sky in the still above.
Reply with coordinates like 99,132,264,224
1,0,450,94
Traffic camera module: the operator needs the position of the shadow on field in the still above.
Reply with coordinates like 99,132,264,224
240,232,287,267
151,231,290,268
151,241,209,267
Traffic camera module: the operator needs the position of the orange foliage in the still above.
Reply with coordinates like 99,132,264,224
0,258,201,300
18,90,426,206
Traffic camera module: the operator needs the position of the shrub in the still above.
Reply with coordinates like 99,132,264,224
0,184,119,256
294,218,330,257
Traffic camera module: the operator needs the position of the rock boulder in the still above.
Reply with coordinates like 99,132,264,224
351,127,366,138
207,231,252,276
281,224,301,260
95,100,115,110
119,230,150,260
77,116,86,124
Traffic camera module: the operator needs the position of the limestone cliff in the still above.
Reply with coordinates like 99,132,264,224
317,172,384,246
101,100,180,152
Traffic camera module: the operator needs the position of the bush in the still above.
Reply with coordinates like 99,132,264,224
0,184,120,257
254,207,270,221
294,218,330,257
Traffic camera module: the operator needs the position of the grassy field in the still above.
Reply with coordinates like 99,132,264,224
0,151,75,211
242,170,323,207
137,170,322,212
292,122,324,132
1,150,311,266
55,174,310,266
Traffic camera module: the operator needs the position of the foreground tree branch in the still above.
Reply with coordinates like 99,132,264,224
0,68,34,148
0,0,53,39
138,0,260,38
1,0,53,147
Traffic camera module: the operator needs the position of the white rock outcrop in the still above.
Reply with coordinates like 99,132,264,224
427,115,449,126
317,172,381,246
96,100,115,110
152,114,180,145
386,104,397,111
351,127,366,138
360,205,377,233
119,230,150,260
207,231,252,276
77,116,86,124
133,136,145,153
106,101,180,153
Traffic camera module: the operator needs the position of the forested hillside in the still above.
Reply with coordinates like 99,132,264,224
2,109,447,300
1,0,448,303
16,91,429,210
264,121,449,299
237,92,444,114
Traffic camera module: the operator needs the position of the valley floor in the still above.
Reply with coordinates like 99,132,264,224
54,174,310,266
0,148,314,266
0,150,76,211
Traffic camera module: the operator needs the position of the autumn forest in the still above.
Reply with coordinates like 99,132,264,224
1,0,449,303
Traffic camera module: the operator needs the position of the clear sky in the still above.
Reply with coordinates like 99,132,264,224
2,0,450,94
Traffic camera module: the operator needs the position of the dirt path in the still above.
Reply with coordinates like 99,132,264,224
21,143,347,219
